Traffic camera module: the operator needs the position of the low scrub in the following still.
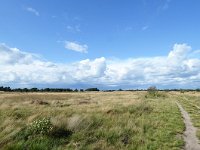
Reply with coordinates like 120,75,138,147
8,117,72,149
145,86,168,98
28,118,53,135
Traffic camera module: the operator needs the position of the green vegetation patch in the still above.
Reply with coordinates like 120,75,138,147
0,92,185,150
176,93,200,139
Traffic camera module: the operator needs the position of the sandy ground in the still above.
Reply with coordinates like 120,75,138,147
176,102,200,150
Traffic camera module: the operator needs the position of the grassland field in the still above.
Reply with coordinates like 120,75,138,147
0,91,200,150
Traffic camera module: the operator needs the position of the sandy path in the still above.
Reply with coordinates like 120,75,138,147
176,102,200,150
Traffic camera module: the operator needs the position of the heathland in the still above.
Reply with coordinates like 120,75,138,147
0,91,200,149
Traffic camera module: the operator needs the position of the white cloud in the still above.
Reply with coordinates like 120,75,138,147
72,57,106,81
0,43,200,88
0,44,39,65
65,41,88,53
168,43,191,64
66,25,81,32
26,7,39,16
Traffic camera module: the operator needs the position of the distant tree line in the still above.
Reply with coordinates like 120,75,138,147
0,86,200,92
0,86,100,92
0,86,11,92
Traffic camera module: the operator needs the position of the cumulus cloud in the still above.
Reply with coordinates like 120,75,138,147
168,43,191,60
65,41,88,53
0,44,39,65
26,7,40,16
0,43,200,88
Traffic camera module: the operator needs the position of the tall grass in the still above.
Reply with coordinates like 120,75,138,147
175,92,200,139
0,92,184,149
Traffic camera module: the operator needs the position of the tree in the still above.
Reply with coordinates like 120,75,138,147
147,86,158,97
74,89,78,92
30,88,38,92
85,88,100,91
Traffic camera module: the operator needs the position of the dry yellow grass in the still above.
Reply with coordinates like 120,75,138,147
0,91,185,150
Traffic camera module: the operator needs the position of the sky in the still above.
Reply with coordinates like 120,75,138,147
0,0,200,89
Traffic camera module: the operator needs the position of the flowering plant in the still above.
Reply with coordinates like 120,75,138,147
27,117,53,135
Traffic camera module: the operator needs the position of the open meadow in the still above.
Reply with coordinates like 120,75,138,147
1,0,200,149
0,91,200,150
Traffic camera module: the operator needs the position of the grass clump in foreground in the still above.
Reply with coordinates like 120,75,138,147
0,92,184,150
7,117,72,150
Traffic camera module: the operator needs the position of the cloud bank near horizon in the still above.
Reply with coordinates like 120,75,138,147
0,43,200,89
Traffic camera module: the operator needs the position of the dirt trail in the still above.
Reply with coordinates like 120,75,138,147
176,102,200,150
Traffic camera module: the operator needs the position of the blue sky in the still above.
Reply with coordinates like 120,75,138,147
0,0,200,89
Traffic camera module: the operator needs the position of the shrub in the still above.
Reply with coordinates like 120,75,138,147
146,86,168,98
15,117,53,141
27,117,53,135
146,86,158,98
16,117,73,141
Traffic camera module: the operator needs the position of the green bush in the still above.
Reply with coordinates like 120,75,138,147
145,87,168,98
27,117,53,135
12,117,72,150
145,86,168,98
147,86,158,96
16,117,73,141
